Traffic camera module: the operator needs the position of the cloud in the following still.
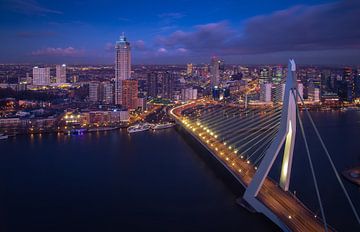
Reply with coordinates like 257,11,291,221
176,48,188,53
155,1,360,57
16,31,57,38
155,21,234,54
236,0,360,54
157,48,167,53
31,47,84,57
4,0,62,16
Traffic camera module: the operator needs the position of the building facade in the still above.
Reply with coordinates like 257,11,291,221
32,67,50,85
56,64,67,83
122,79,138,110
210,56,220,88
115,33,131,105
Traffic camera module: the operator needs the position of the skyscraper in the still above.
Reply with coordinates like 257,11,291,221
260,83,272,102
89,82,100,103
147,72,158,98
115,33,131,105
259,67,270,84
272,65,283,84
160,72,175,99
186,63,193,76
32,67,50,85
122,79,138,110
56,64,67,83
89,82,114,104
210,56,220,88
100,82,114,105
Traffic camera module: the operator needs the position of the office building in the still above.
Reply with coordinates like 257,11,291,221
32,67,50,85
122,79,138,110
56,64,67,83
115,33,131,105
297,82,304,103
100,82,114,105
187,63,193,76
160,72,175,99
147,72,158,98
210,56,220,88
89,82,100,102
272,66,283,84
260,83,272,102
181,88,198,101
259,67,270,84
308,87,320,102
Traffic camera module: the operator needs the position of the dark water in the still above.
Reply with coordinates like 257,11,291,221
0,111,359,232
270,111,360,231
0,128,276,231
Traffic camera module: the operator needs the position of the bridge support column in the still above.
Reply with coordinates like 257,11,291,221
243,59,297,230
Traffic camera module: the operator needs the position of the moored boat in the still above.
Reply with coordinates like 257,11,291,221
127,123,152,133
152,122,175,130
0,133,9,140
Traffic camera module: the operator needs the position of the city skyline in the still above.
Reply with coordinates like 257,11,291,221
0,0,359,65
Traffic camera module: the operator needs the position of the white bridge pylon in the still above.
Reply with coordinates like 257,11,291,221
243,59,297,230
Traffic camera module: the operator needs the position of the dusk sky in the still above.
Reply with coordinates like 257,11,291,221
0,0,359,65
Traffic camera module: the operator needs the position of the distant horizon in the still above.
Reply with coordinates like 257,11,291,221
1,62,359,68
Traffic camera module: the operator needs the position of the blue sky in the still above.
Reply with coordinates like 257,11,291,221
0,0,359,65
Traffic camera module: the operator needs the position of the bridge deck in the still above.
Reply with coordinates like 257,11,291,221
169,100,331,232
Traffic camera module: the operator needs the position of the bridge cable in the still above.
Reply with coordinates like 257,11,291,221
296,88,360,225
292,89,328,232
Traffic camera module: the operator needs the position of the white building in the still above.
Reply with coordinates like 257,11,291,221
115,33,131,105
32,67,50,85
56,64,67,83
260,83,272,102
181,88,198,101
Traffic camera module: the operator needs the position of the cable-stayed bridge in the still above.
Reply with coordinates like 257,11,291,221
169,60,359,232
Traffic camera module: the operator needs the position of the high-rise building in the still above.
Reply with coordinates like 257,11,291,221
354,69,360,98
100,82,114,105
26,72,32,84
89,82,114,104
219,59,225,71
259,67,270,84
272,66,283,85
181,88,198,101
56,64,67,83
308,87,320,102
210,56,220,88
160,72,175,99
297,82,304,103
115,33,131,105
260,83,272,102
32,67,50,85
343,67,354,101
147,72,158,98
89,82,100,102
187,63,193,76
273,83,285,102
122,79,138,110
